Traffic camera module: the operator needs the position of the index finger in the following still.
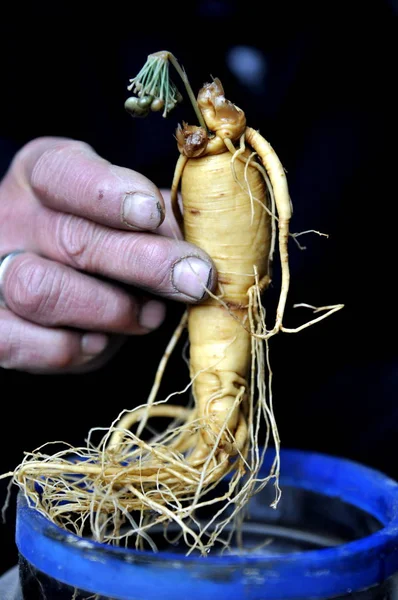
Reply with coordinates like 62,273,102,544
16,137,167,233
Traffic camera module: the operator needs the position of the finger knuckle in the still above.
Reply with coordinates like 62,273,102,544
130,237,172,294
30,140,94,195
55,214,97,269
9,258,66,322
10,138,57,171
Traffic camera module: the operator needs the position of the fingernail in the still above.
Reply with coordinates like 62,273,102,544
139,300,166,330
81,333,108,356
122,193,163,230
172,257,212,300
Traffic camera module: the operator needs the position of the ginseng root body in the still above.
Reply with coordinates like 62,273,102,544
181,149,271,454
174,78,281,459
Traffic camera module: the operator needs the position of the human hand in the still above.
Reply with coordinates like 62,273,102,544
0,137,216,372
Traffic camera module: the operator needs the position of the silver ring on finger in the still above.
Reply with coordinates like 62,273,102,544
0,250,26,308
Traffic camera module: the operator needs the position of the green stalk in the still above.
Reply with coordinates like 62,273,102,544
166,53,207,131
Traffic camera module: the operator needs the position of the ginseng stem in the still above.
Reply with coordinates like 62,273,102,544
166,52,208,131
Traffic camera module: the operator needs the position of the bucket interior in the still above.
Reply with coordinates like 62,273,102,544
129,481,383,555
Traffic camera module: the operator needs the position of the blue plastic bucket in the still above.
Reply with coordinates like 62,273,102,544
15,449,398,599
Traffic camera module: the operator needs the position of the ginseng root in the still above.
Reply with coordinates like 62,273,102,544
4,51,343,556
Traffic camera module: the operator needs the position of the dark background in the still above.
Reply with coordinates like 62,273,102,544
0,2,397,575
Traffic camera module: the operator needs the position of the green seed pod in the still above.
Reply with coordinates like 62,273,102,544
138,95,153,109
125,97,139,111
151,98,165,112
124,97,150,118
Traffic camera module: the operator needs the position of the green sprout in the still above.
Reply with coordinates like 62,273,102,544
125,50,207,130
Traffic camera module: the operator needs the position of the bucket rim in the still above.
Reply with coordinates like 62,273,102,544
16,449,398,599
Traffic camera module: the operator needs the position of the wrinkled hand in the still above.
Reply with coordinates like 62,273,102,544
0,137,216,372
